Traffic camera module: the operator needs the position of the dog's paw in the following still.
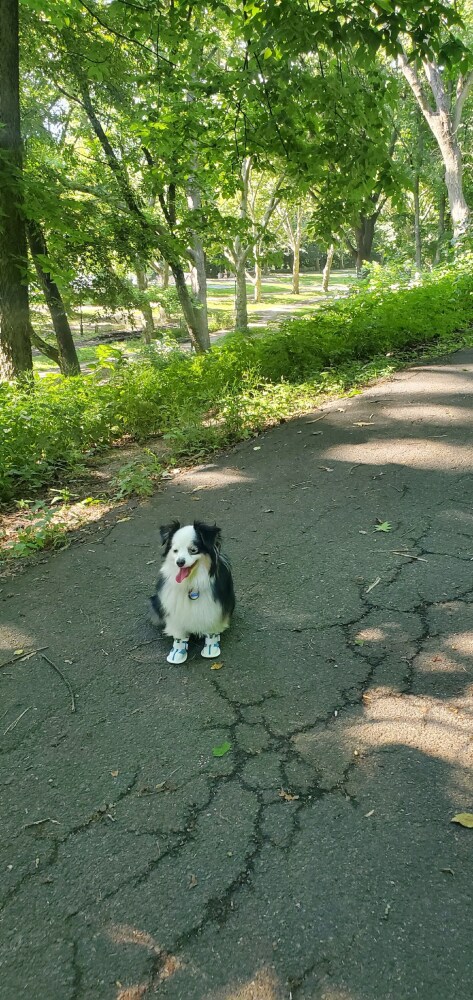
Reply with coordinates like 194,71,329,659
201,634,221,658
167,639,189,664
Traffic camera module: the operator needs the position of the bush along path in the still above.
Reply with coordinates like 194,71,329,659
1,348,473,999
0,257,473,501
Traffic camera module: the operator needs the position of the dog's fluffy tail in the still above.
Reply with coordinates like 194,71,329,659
149,594,162,626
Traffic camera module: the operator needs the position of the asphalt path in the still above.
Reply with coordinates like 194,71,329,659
1,350,473,1000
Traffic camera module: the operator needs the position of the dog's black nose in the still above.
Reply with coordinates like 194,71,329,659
176,558,186,567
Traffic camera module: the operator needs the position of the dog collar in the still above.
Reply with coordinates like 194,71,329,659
188,589,200,600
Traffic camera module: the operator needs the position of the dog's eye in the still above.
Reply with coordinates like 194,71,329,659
188,546,198,554
172,548,178,553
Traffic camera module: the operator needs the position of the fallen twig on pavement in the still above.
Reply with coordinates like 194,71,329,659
392,550,428,562
40,653,76,713
0,646,49,671
3,706,31,735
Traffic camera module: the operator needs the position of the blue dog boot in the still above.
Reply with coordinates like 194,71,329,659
167,638,189,664
201,633,221,659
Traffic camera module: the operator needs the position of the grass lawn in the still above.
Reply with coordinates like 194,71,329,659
32,270,356,372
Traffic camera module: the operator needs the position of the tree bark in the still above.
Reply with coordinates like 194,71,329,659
322,244,335,294
234,249,248,332
187,182,210,350
0,0,33,379
171,263,206,352
292,240,300,294
432,188,446,266
413,173,422,271
228,157,252,332
400,54,471,240
413,108,423,271
354,214,377,274
254,252,262,303
26,218,80,374
135,263,155,344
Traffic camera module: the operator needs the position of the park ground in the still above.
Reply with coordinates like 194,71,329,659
1,349,473,999
31,272,354,372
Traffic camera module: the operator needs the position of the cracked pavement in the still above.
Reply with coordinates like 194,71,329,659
1,350,473,1000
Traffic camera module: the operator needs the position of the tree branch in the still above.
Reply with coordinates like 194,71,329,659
28,325,60,366
74,73,147,224
453,69,473,132
422,59,450,115
398,53,435,123
79,0,174,65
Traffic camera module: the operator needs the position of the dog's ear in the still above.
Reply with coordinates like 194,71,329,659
194,521,221,551
160,520,180,547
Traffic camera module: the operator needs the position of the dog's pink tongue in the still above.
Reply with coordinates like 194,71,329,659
176,566,192,584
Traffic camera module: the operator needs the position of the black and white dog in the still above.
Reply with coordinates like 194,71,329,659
150,521,235,664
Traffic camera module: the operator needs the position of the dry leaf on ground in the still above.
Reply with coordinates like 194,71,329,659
451,813,473,828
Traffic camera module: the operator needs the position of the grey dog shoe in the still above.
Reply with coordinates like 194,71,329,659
201,634,221,658
167,638,189,664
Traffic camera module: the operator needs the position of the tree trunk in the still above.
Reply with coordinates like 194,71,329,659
0,0,33,379
400,56,471,241
413,109,423,271
292,240,300,294
254,251,262,303
322,244,335,294
135,263,155,344
26,219,80,374
413,174,422,271
432,188,446,266
187,182,210,350
234,249,248,332
354,214,377,275
162,261,170,289
172,263,208,352
232,158,251,333
440,129,469,240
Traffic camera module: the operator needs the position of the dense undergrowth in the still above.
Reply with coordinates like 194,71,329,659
2,261,473,505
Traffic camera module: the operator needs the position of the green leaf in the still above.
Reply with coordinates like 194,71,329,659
374,521,392,532
212,741,231,757
451,813,473,828
263,47,272,59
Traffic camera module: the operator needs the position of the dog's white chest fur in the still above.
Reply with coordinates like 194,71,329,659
160,562,228,638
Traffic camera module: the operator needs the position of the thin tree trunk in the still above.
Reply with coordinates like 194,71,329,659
187,182,210,350
234,250,248,332
230,157,252,333
432,188,446,266
322,244,335,294
26,218,80,374
162,261,169,289
292,239,300,294
254,251,262,303
135,263,155,344
172,263,208,352
413,175,422,270
0,0,33,379
413,108,423,271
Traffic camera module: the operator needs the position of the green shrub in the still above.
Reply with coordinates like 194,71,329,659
1,262,473,503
